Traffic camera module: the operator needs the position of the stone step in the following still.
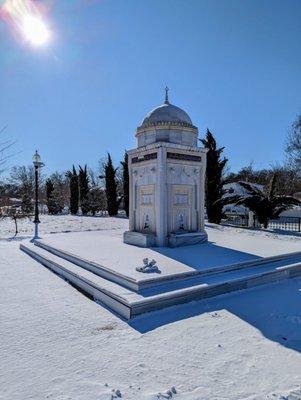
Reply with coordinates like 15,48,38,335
34,240,140,291
20,242,301,320
133,260,301,317
20,243,137,319
33,239,301,292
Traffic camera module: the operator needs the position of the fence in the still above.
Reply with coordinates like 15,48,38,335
222,214,249,228
222,214,301,233
267,216,301,232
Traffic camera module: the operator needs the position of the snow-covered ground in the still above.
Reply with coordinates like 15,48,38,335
0,214,129,239
1,216,301,399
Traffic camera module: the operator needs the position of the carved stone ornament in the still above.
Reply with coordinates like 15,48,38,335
136,258,161,273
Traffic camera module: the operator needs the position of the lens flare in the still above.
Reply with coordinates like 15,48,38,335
21,15,49,45
1,0,51,47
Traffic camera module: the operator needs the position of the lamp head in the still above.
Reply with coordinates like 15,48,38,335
32,150,44,168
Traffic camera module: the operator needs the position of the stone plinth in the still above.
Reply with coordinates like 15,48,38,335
168,231,208,248
123,231,156,248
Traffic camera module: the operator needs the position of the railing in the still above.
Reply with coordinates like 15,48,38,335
222,214,301,232
222,215,249,227
268,217,301,232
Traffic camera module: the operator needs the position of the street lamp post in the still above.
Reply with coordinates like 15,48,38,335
32,150,44,241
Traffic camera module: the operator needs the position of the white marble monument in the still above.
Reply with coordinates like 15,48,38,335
124,88,208,247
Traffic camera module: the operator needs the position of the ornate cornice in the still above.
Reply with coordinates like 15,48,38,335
136,121,198,135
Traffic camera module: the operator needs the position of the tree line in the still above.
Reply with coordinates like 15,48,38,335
0,113,300,232
0,152,129,236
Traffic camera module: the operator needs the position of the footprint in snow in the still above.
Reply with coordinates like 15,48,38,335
157,387,177,399
211,312,221,318
278,388,301,399
111,388,122,399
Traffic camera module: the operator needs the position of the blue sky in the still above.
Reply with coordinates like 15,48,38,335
1,0,301,175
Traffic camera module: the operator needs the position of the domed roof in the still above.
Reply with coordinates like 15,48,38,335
141,103,193,126
140,88,193,127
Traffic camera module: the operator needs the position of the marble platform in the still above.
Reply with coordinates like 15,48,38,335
20,237,301,319
20,228,301,319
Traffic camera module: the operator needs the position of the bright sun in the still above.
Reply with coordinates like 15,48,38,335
21,15,50,46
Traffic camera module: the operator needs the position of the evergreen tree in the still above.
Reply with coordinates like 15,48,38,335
49,172,69,210
200,129,228,224
21,190,33,214
66,166,79,215
78,165,90,215
120,151,129,217
104,153,119,216
46,178,55,214
86,187,107,216
46,178,63,215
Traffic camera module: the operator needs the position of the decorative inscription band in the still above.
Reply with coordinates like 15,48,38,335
167,152,202,162
132,153,157,164
131,152,202,163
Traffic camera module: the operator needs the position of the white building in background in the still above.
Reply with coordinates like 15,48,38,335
280,206,301,218
223,183,301,219
222,181,264,216
293,192,301,201
123,89,208,247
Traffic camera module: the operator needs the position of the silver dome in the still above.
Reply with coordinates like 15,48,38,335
141,102,193,126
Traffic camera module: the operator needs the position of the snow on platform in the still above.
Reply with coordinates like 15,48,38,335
32,227,301,289
20,224,301,319
21,238,301,319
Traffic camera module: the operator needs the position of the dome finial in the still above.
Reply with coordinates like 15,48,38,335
164,86,169,104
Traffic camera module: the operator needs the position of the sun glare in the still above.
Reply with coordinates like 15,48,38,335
21,15,49,46
1,0,51,47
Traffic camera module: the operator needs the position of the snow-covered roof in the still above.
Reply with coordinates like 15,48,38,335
223,181,264,197
9,198,22,203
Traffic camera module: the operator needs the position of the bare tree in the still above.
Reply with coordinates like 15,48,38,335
226,163,301,197
9,165,44,214
48,171,69,211
5,207,30,238
270,164,301,196
88,167,102,188
286,115,301,173
0,126,15,176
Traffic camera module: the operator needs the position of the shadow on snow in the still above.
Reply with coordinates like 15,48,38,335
129,276,301,353
154,241,261,271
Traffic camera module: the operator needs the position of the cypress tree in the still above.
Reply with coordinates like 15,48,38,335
46,178,64,215
78,165,90,215
66,166,79,215
104,153,119,216
200,129,228,224
46,178,55,214
120,151,129,217
21,190,33,215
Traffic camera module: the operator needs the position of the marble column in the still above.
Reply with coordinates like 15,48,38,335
155,146,167,246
